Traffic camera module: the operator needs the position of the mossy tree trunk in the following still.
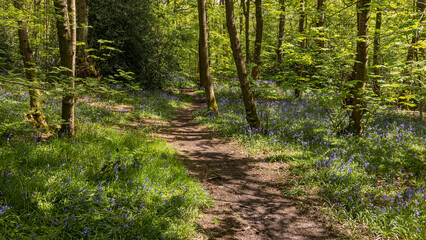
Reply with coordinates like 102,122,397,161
198,0,219,115
14,0,47,130
55,0,76,137
225,0,261,129
347,0,371,135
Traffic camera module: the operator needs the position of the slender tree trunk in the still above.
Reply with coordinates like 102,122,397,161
406,35,418,63
316,0,326,49
44,0,50,65
372,8,382,96
242,0,250,65
76,0,91,78
419,0,426,59
225,0,261,129
14,0,47,129
298,0,306,51
418,0,425,118
240,0,244,35
347,0,371,135
277,0,285,64
55,0,76,137
251,0,263,81
295,0,306,98
76,0,88,56
407,0,426,62
402,0,425,109
198,0,219,115
313,0,326,88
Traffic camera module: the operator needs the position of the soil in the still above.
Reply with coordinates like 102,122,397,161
158,88,343,240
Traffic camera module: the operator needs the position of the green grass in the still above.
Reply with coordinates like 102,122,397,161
0,83,211,239
95,84,192,121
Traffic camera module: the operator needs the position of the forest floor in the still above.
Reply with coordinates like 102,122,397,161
158,88,343,240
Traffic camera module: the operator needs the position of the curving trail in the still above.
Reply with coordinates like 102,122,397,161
159,88,339,240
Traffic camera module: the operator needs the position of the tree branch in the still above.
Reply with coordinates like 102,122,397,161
0,78,47,90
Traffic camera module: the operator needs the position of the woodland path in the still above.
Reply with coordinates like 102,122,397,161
158,88,340,240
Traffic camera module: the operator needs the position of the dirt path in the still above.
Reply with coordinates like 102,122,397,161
159,88,340,240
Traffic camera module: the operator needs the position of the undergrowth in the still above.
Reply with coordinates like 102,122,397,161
0,82,211,239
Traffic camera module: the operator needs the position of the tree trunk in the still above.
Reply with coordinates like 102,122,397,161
14,0,47,130
419,0,426,59
225,0,261,129
401,0,425,109
240,0,244,35
76,0,92,78
407,0,426,62
251,0,263,81
242,0,250,65
347,0,371,135
198,0,219,115
298,0,306,51
316,0,326,49
55,0,76,137
372,8,382,96
76,0,88,60
295,0,306,98
277,0,285,64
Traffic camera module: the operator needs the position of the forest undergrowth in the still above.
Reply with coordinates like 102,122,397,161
195,79,425,239
0,83,211,239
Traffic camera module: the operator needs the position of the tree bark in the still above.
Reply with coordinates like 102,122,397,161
76,0,92,78
242,0,250,65
298,0,306,51
277,0,285,64
372,8,382,96
14,0,47,129
251,0,263,81
198,0,219,115
399,0,425,109
419,0,426,59
347,0,371,135
225,0,261,129
295,0,306,98
407,0,426,62
240,0,244,35
316,0,326,49
55,0,76,137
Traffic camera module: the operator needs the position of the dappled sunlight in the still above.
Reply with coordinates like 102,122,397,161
195,79,425,239
159,88,339,239
0,86,210,239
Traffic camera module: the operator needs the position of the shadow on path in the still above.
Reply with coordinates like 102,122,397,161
159,88,340,240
